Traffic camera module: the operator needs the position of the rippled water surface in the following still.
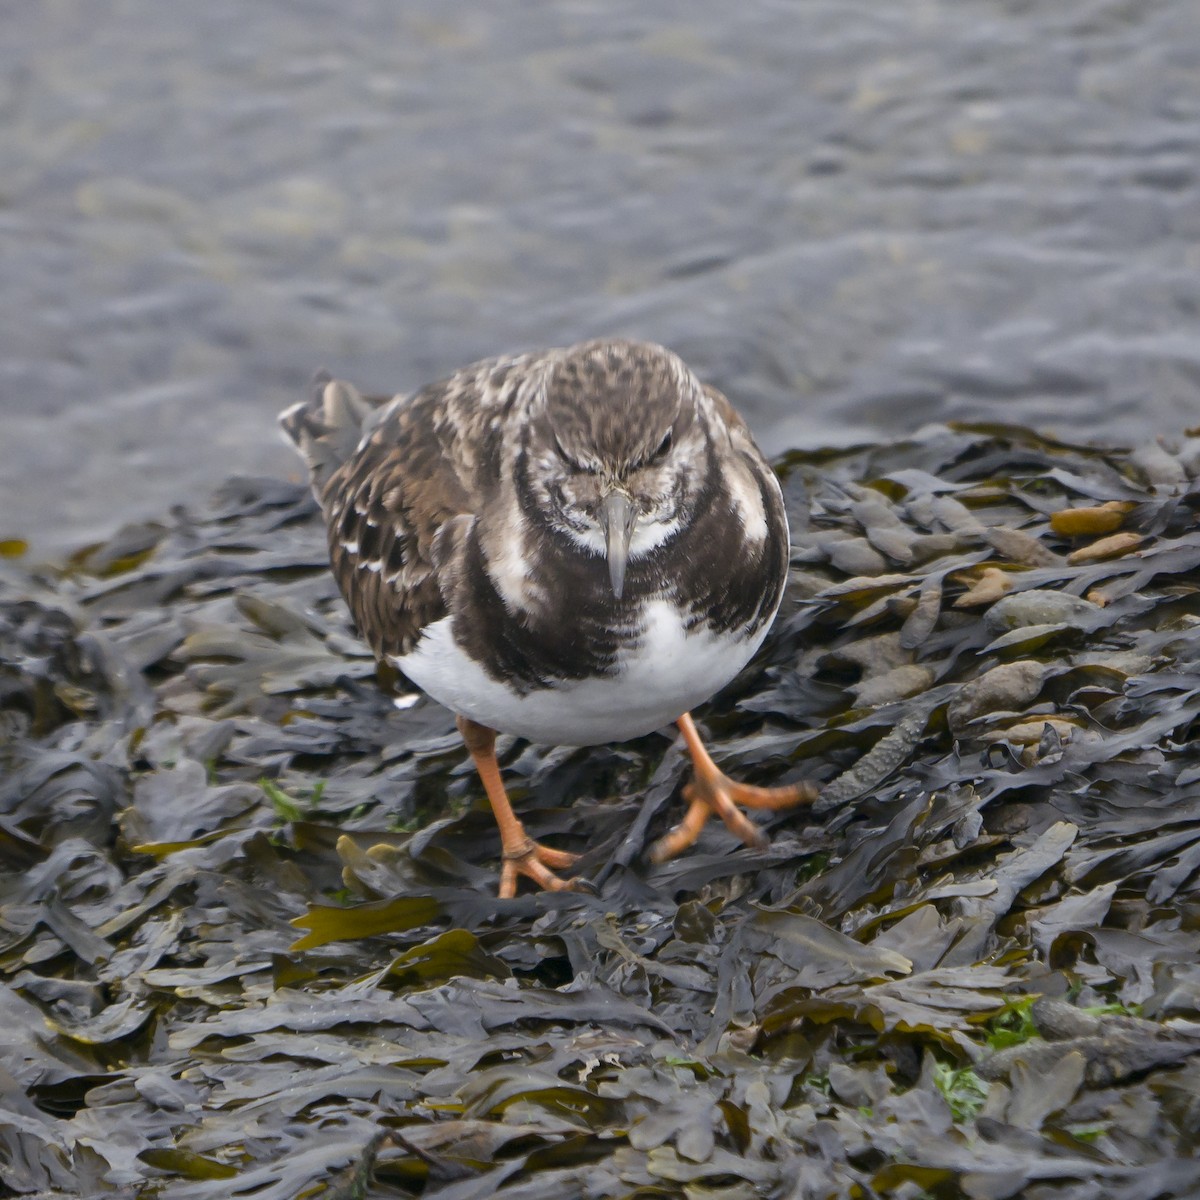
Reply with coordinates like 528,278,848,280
4,0,1199,555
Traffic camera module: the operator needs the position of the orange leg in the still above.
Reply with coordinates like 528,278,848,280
648,712,817,864
457,716,580,898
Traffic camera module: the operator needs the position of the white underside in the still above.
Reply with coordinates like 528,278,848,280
394,599,768,746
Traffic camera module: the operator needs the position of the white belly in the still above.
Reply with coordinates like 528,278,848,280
394,599,768,746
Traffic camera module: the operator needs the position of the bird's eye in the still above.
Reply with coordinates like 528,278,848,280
649,430,673,464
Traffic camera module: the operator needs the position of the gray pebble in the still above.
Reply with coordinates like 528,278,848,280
826,537,890,576
984,589,1098,634
947,660,1046,732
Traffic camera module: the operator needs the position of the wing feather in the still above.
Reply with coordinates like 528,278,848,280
318,352,544,658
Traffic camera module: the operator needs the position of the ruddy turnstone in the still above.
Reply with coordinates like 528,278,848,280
281,339,815,896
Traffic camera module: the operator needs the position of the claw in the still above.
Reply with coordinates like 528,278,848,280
649,713,817,864
498,837,581,899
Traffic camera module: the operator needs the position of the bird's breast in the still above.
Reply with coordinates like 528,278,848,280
394,598,768,746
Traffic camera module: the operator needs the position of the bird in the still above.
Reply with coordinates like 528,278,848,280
280,338,816,897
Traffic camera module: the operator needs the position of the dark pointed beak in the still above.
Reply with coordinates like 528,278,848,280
599,490,639,599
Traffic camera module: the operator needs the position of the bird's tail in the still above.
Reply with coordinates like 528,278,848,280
279,373,380,502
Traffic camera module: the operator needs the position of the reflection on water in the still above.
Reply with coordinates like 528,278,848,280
4,0,1199,555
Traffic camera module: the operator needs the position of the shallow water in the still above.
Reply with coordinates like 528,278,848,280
4,0,1200,556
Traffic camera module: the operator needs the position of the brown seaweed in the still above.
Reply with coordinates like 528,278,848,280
3,425,1200,1198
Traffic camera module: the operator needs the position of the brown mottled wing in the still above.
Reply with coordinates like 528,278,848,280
688,382,790,631
703,382,783,495
315,354,541,660
702,383,753,444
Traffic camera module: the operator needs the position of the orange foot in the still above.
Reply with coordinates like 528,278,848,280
648,712,817,864
457,715,581,898
499,837,580,899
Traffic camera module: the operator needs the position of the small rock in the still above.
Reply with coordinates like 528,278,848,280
1130,440,1187,489
826,536,890,576
1070,649,1153,676
835,632,913,675
930,495,984,534
1066,531,1143,565
984,589,1098,634
1049,501,1132,536
1176,435,1200,479
947,660,1045,732
899,575,943,648
849,488,908,530
865,526,917,565
978,716,1080,746
850,664,936,708
985,527,1062,567
908,532,969,562
953,567,1013,608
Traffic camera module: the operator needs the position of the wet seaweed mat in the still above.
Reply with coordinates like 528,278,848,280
3,424,1200,1199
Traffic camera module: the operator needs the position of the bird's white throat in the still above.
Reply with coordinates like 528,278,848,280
565,516,681,560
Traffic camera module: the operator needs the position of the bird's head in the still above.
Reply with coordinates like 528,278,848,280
524,340,710,598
